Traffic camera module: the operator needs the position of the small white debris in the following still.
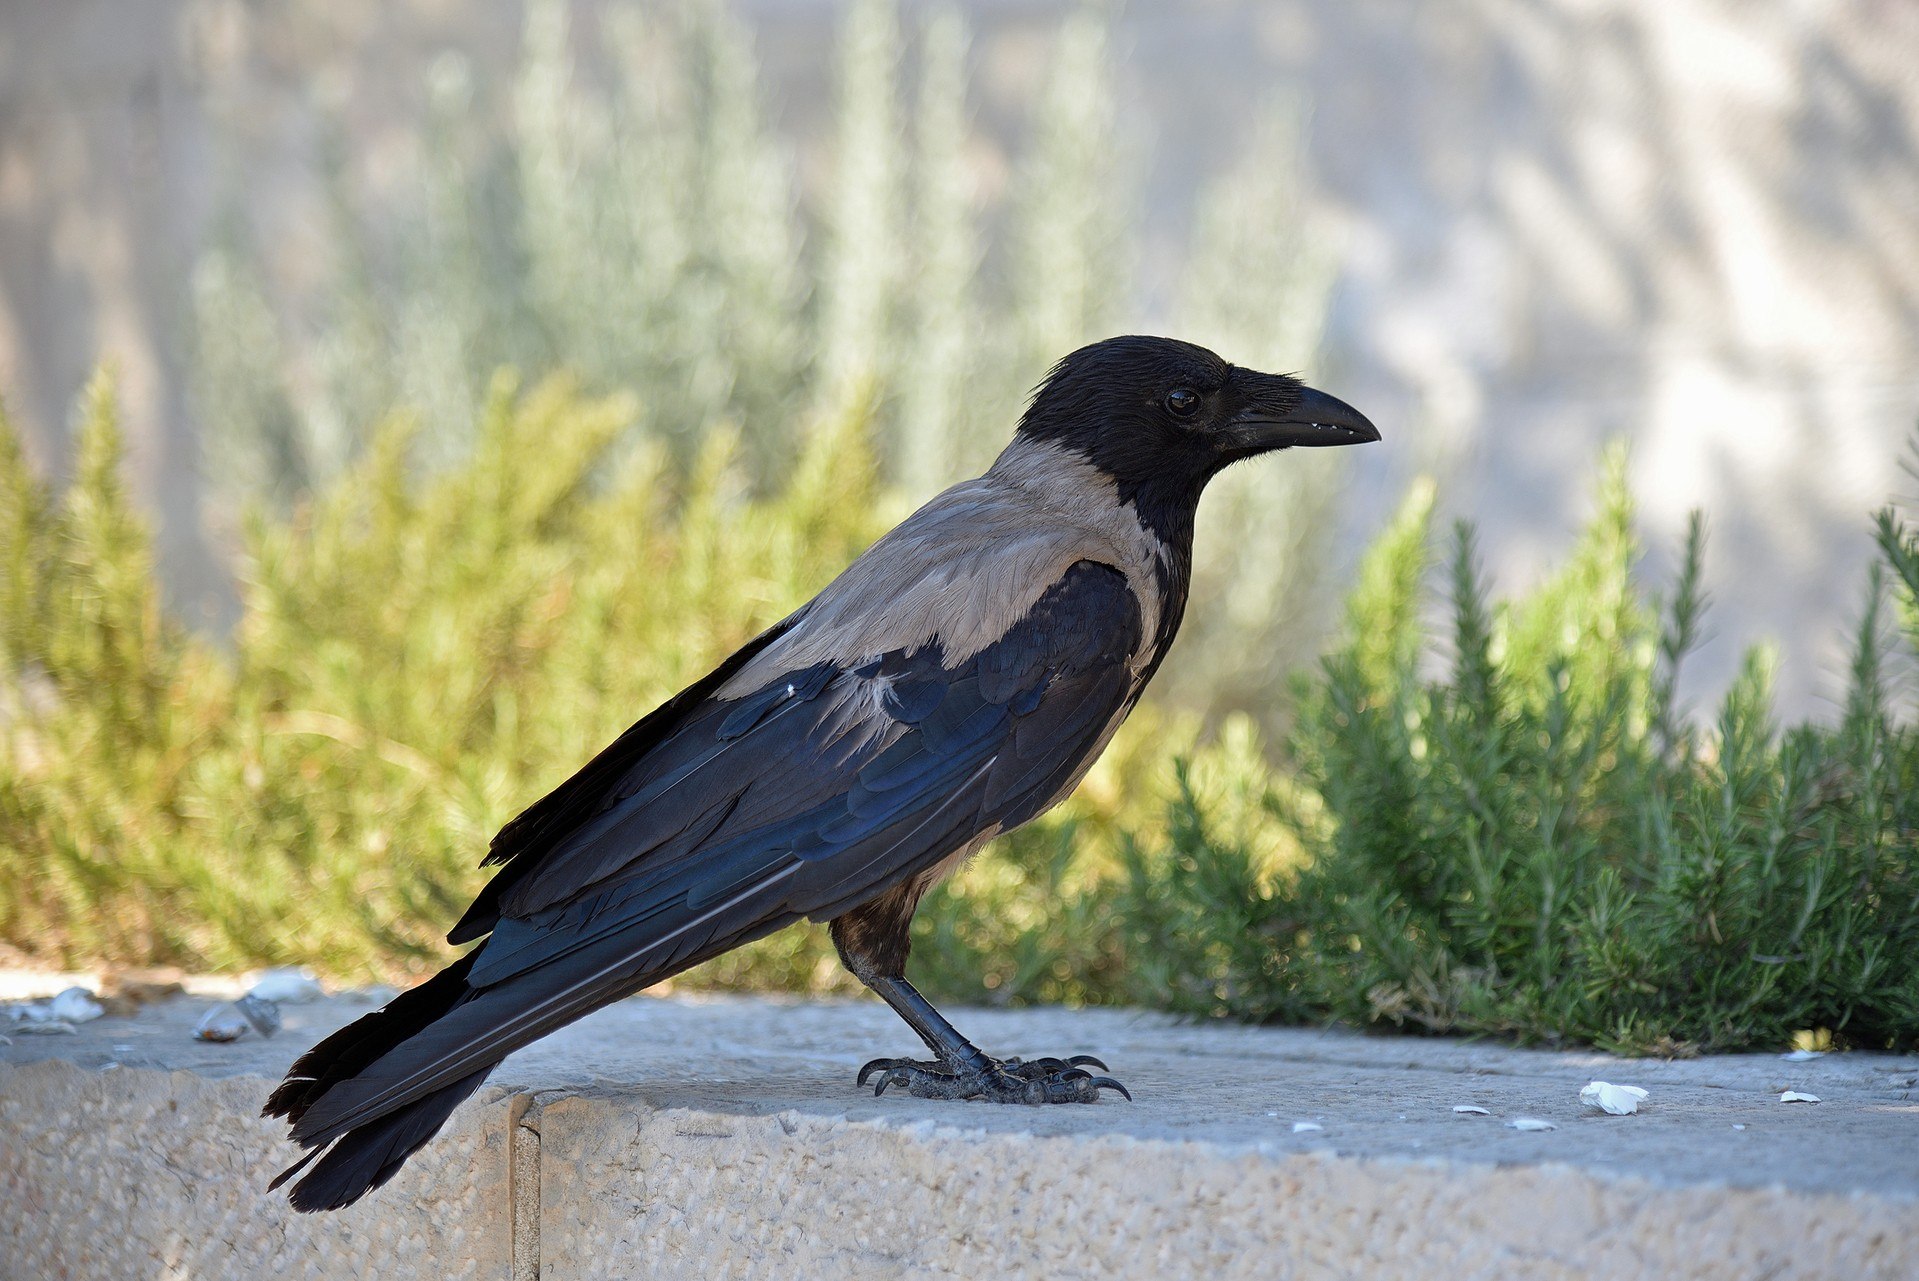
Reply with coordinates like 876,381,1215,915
47,987,105,1024
1580,1081,1649,1115
1292,1121,1323,1133
247,968,325,1004
1452,1105,1492,1115
1781,1049,1825,1062
1266,1111,1280,1118
1732,1124,1747,1131
193,1004,250,1042
1779,1090,1821,1104
13,1020,76,1036
193,995,282,1043
235,994,282,1037
6,993,90,1032
1507,1117,1557,1132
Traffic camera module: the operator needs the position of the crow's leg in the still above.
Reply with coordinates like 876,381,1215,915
829,885,1129,1104
854,976,1127,1102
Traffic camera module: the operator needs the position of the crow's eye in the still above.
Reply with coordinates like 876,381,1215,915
1165,388,1201,418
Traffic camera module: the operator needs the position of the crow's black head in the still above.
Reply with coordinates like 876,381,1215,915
1017,335,1379,499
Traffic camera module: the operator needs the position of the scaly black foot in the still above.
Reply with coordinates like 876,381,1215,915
856,1053,1131,1103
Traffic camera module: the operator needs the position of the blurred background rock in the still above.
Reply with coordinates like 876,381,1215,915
3,0,1915,717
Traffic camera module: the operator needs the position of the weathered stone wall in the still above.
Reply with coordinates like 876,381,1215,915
0,1062,523,1280
4,993,1917,1279
5,1056,1917,1280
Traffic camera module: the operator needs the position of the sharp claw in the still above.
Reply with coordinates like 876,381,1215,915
858,1056,941,1088
858,1050,1124,1105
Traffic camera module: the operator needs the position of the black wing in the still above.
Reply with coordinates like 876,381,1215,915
448,613,803,944
288,560,1142,1149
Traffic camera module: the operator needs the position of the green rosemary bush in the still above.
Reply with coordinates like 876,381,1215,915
1125,453,1919,1053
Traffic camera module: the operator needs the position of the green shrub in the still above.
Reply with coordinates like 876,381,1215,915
1124,452,1919,1053
1110,716,1316,1020
0,374,1183,986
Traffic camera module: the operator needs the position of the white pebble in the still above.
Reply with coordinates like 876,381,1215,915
48,987,105,1024
193,1004,251,1042
1507,1117,1557,1132
247,968,325,1004
14,1020,76,1036
235,994,282,1037
194,994,283,1042
1779,1090,1821,1104
1292,1121,1323,1133
7,988,104,1027
1580,1081,1649,1115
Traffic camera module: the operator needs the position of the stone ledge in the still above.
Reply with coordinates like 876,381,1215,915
1,1060,522,1280
4,991,1916,1279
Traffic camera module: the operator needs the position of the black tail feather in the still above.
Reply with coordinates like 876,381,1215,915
266,951,487,1212
264,950,478,1125
280,1070,491,1212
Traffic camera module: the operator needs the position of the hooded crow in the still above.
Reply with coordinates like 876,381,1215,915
264,335,1379,1211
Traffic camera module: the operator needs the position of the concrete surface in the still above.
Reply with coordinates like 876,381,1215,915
4,988,1918,1279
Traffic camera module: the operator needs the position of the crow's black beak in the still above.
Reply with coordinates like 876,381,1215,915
1234,386,1380,449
